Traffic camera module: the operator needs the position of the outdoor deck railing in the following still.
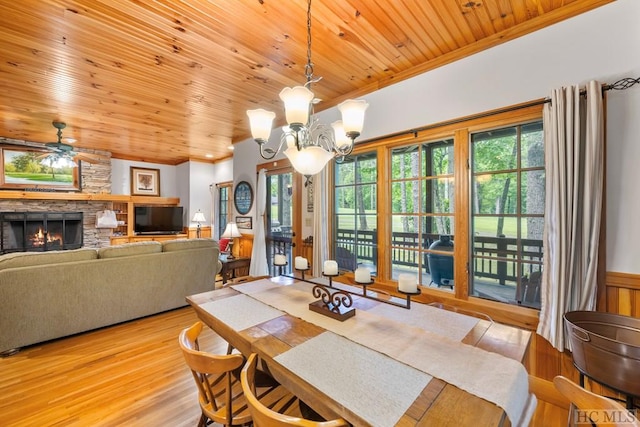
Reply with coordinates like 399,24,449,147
335,228,543,285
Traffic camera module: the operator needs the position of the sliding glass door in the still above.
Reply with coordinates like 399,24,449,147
266,170,294,275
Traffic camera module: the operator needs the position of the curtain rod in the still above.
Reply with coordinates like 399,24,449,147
358,76,640,143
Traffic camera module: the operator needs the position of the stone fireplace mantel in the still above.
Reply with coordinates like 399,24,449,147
0,192,180,248
0,191,178,204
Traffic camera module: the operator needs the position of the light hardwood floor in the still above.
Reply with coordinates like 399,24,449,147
0,306,567,426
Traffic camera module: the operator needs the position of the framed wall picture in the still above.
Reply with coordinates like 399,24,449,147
236,216,252,229
130,167,160,196
0,148,82,191
234,181,253,214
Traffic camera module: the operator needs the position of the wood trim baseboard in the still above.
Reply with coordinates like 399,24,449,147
606,271,640,290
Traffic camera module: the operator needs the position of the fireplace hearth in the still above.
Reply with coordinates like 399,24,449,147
0,212,84,254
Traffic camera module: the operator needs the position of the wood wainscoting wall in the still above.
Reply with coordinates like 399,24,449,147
236,234,253,259
529,271,640,410
604,272,640,316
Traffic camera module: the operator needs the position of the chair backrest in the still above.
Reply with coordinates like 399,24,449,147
240,353,349,427
517,270,541,307
179,321,248,426
553,376,640,427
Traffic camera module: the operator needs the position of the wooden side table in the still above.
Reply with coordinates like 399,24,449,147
219,256,251,285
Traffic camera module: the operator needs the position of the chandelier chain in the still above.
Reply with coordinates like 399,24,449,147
304,0,314,84
246,0,367,177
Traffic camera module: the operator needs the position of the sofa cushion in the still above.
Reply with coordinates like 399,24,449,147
162,238,217,252
0,248,98,271
98,241,162,259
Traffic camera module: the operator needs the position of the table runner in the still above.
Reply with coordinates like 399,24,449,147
199,293,284,331
238,280,479,341
275,331,432,427
232,279,535,426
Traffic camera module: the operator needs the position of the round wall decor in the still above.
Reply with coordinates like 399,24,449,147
234,181,253,214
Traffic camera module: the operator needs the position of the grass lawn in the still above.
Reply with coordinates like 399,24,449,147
6,172,73,183
335,209,525,238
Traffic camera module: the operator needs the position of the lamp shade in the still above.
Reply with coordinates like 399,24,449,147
279,86,314,127
192,211,206,223
338,99,369,135
247,109,276,141
284,145,334,176
221,222,242,238
331,120,352,151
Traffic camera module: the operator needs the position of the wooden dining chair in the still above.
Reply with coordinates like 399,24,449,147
553,375,640,427
179,322,297,427
241,353,350,427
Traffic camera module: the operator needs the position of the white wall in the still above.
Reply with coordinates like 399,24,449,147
230,140,271,234
111,159,177,197
234,0,640,273
212,158,233,184
186,161,217,227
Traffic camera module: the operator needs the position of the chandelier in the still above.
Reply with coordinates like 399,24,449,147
246,0,368,177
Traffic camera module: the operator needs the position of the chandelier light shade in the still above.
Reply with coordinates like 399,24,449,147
338,99,369,138
246,0,368,177
284,145,334,176
279,86,314,129
246,109,276,142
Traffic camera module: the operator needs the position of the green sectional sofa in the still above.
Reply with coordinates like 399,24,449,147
0,238,221,354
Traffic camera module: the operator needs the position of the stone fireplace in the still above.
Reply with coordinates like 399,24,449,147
0,212,84,254
0,148,113,250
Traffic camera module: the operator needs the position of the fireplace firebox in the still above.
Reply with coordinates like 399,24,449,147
0,212,84,254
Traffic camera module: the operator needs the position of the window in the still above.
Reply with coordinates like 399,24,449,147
329,105,545,310
266,171,294,275
333,152,377,273
470,121,544,308
390,140,454,288
217,182,232,238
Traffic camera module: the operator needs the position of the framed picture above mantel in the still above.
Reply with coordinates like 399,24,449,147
0,147,82,192
130,167,160,196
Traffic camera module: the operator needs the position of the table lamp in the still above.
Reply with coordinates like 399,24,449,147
191,211,206,238
221,222,242,259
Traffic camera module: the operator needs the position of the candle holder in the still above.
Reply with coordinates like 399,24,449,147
322,272,339,288
308,283,355,321
295,267,310,280
284,273,421,311
355,278,374,297
273,262,288,277
397,287,422,309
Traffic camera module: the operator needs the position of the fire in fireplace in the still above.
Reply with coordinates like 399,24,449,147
0,212,84,254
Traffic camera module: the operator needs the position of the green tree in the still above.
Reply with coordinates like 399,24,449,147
10,152,41,173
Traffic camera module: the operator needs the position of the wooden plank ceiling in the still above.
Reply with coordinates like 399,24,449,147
0,0,612,165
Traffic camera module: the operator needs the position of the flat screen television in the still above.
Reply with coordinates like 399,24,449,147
134,206,184,234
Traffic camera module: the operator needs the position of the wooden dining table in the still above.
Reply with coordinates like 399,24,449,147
186,277,535,427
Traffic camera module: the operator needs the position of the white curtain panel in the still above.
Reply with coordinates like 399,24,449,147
210,184,219,238
312,168,330,277
249,169,269,276
537,81,604,350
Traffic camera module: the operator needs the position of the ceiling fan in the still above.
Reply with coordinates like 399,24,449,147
0,121,109,164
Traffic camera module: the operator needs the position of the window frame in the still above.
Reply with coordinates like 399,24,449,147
329,105,544,320
217,181,232,239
